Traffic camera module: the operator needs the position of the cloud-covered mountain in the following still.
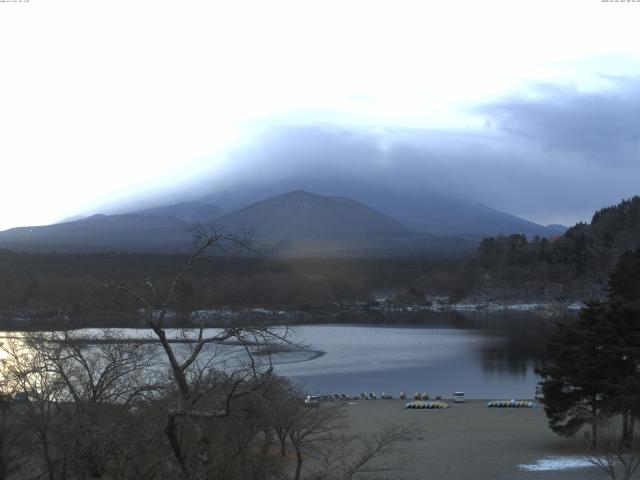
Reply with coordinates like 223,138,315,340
0,191,482,256
79,76,640,238
141,125,564,238
111,77,635,231
0,180,566,255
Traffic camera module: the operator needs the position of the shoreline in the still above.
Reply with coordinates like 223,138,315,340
0,301,582,331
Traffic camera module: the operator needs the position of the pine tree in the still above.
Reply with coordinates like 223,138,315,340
536,302,609,446
537,246,640,445
602,246,640,443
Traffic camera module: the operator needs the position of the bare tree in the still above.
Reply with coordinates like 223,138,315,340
0,330,166,480
288,403,344,480
584,427,640,480
106,226,294,480
0,394,21,480
308,426,411,480
27,330,161,479
25,330,159,407
0,336,66,480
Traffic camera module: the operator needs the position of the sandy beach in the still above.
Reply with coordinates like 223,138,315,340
338,399,606,480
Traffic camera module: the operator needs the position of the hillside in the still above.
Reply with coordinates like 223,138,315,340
356,189,566,237
211,190,421,254
201,181,566,237
0,214,194,253
0,191,478,256
464,196,640,301
134,200,225,223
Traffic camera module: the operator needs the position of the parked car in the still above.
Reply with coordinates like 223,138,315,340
304,395,320,407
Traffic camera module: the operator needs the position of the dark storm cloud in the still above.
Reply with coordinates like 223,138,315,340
478,77,640,165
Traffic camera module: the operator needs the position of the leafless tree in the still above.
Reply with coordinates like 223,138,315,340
0,330,166,480
584,426,640,480
25,330,159,407
287,403,344,480
0,336,66,480
0,394,21,480
106,226,294,480
307,426,412,480
285,402,411,480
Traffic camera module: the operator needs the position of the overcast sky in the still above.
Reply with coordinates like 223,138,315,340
1,0,639,230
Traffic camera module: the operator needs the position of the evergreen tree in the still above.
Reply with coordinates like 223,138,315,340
536,302,609,445
537,246,640,445
602,246,640,443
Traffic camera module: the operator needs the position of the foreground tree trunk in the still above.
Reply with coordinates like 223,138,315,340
623,410,630,445
293,445,303,480
280,437,287,458
592,398,599,448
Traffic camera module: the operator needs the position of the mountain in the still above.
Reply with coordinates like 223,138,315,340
211,190,419,254
355,190,567,237
170,126,568,237
134,200,224,223
0,214,194,253
0,191,480,256
0,185,568,256
200,181,565,238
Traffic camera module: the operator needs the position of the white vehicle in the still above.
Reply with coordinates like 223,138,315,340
535,386,544,400
304,395,320,408
453,392,465,403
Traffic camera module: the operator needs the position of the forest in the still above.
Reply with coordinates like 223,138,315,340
1,197,639,328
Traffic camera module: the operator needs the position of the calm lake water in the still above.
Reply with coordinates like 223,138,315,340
0,311,566,399
274,312,557,399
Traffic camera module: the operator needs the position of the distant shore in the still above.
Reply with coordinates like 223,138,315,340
0,300,582,331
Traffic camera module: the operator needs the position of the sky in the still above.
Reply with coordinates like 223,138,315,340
0,0,639,230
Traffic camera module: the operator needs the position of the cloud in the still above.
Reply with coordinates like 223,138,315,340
477,77,640,166
100,77,640,229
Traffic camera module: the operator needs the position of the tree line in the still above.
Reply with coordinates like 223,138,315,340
474,196,640,276
0,250,463,326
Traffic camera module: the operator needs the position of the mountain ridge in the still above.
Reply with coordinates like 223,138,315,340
0,190,564,256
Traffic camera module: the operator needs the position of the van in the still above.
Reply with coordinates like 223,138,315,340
453,392,465,403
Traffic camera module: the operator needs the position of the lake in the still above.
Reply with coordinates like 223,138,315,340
0,311,567,399
273,312,558,399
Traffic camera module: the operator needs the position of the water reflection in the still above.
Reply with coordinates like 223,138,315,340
0,311,572,399
275,311,571,398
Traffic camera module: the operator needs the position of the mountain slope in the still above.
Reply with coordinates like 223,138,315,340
0,191,480,256
212,191,425,254
357,189,566,237
0,214,194,253
181,126,567,237
215,190,410,237
134,200,224,223
202,181,565,237
468,196,640,299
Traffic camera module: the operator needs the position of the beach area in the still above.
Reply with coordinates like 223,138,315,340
338,399,604,480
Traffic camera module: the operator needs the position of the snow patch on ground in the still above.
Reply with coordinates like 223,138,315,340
518,457,594,471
